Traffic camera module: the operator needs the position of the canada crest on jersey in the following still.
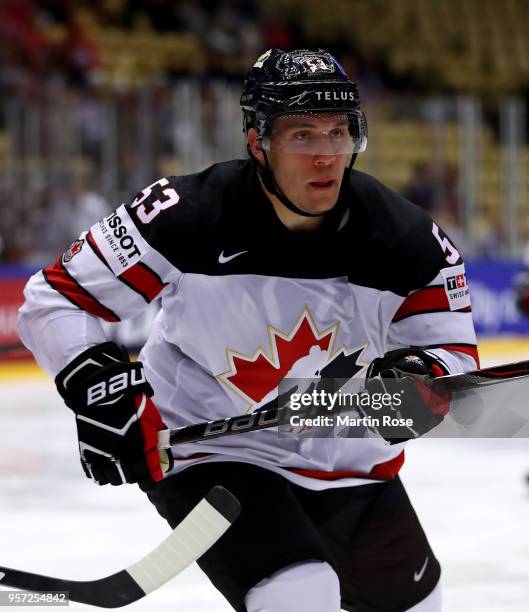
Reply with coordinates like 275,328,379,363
218,307,368,412
62,238,84,263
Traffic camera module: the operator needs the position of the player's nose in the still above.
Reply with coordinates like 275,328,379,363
313,156,336,166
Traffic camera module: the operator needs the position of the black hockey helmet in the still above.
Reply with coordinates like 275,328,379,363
240,49,367,217
240,48,367,154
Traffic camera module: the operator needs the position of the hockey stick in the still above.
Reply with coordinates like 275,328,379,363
0,486,240,608
161,359,529,447
429,359,529,393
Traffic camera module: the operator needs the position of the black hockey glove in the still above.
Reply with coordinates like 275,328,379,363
362,348,450,444
56,342,173,488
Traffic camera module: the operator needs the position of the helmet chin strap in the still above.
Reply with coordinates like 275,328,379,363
256,150,357,218
260,151,323,218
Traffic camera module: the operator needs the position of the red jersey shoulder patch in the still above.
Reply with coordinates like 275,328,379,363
62,238,85,264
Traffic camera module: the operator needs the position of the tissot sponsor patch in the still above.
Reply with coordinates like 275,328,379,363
62,238,84,263
441,265,471,310
90,205,150,276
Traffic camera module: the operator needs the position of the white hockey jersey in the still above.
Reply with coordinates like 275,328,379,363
18,160,478,490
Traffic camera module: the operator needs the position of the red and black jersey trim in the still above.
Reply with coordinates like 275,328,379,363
86,231,166,303
86,231,111,271
422,343,480,368
166,451,406,482
43,258,120,322
289,450,405,482
121,262,166,302
392,285,472,322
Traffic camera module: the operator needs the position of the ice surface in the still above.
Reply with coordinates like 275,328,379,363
0,353,528,611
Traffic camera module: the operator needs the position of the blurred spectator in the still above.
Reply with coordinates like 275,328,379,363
135,0,180,32
32,179,75,262
474,207,504,258
207,12,239,56
403,162,435,212
71,175,110,237
59,11,100,86
404,162,468,253
174,0,207,35
443,164,462,225
513,239,529,314
26,175,109,263
0,0,50,92
72,87,106,163
262,15,294,50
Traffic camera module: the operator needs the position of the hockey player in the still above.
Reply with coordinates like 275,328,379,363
18,49,478,611
513,242,529,315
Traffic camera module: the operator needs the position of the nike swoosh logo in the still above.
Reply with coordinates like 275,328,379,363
0,572,5,580
218,250,248,264
414,556,429,582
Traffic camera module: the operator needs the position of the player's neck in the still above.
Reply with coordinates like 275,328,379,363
257,177,324,232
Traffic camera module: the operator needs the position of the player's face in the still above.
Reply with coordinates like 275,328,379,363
265,114,350,214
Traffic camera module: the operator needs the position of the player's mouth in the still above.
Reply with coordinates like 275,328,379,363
308,178,336,190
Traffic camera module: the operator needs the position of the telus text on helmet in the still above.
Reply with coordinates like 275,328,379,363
288,90,357,107
314,91,357,102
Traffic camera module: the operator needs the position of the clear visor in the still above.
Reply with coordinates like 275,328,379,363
262,111,367,155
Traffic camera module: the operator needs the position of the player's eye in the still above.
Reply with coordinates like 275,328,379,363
329,127,347,140
292,131,312,141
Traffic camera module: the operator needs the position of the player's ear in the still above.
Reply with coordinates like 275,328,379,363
247,128,265,165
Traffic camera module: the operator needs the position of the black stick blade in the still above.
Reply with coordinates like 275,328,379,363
0,486,241,608
0,568,145,608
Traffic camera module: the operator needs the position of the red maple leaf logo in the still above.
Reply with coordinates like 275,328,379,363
219,309,338,407
62,239,85,263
